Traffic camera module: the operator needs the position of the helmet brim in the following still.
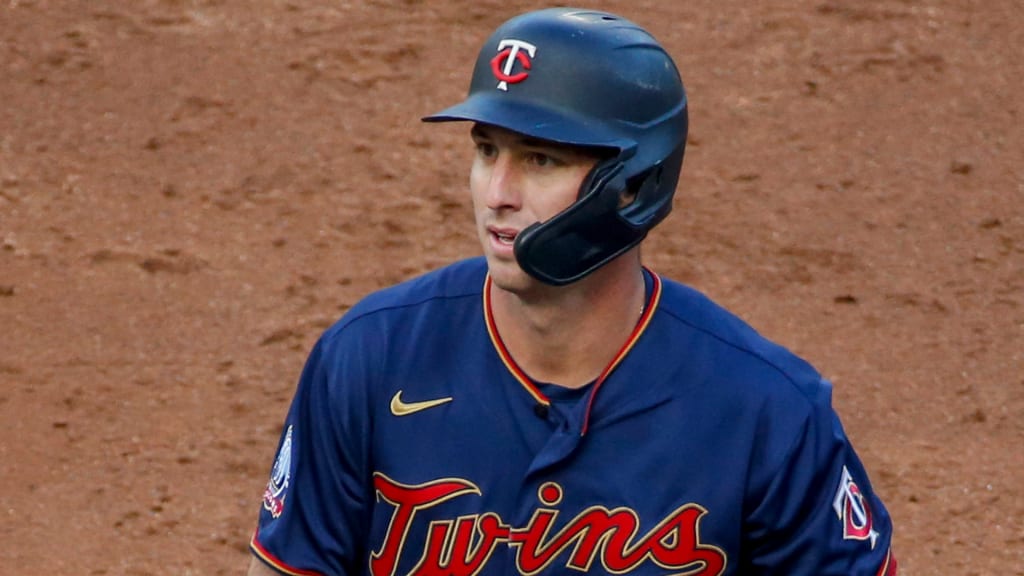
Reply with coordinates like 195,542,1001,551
422,93,632,153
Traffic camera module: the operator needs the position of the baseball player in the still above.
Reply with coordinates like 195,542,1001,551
248,7,897,576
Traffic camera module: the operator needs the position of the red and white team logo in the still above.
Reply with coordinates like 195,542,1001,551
262,425,293,518
832,466,879,548
490,39,537,91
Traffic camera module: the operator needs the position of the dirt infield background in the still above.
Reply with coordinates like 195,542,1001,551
1,1,1021,574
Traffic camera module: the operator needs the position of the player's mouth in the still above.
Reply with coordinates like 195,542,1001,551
488,226,518,254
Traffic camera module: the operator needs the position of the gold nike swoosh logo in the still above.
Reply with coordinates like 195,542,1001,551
390,390,453,416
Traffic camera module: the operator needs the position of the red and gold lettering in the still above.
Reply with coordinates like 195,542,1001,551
370,476,727,576
412,514,510,576
510,485,725,575
371,474,481,576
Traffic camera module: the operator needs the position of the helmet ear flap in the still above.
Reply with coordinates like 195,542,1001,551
620,143,685,230
513,159,637,286
582,157,629,205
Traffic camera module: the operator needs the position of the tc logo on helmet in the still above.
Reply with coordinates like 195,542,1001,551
490,39,537,91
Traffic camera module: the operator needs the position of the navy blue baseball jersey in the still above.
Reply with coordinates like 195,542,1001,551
251,257,897,576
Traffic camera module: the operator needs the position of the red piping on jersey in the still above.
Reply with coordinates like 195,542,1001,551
483,276,547,405
483,269,662,436
876,547,898,576
581,272,661,435
250,528,324,576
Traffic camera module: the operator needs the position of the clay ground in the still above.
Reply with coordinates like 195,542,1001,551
1,0,1021,574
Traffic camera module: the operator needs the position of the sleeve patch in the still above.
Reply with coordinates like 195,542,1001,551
262,425,294,518
832,465,879,548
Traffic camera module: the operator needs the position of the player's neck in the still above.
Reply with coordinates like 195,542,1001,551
489,255,646,389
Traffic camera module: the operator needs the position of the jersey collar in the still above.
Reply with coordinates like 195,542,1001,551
483,269,662,435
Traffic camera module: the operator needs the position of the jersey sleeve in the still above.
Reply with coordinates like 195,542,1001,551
743,379,897,576
250,334,374,576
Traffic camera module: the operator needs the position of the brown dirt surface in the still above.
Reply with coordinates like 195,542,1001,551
1,1,1021,574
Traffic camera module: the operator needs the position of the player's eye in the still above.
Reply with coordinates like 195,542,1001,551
526,152,558,168
475,142,497,159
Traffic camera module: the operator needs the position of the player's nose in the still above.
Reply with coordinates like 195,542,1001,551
484,153,522,211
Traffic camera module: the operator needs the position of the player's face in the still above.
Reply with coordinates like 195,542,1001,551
469,124,600,293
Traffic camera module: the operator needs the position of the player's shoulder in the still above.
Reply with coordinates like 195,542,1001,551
322,257,487,340
653,273,830,405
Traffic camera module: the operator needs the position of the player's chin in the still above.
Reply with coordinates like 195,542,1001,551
485,255,535,294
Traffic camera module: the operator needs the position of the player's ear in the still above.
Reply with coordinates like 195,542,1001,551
618,187,639,209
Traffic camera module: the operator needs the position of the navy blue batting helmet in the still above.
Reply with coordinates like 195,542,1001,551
424,7,688,285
